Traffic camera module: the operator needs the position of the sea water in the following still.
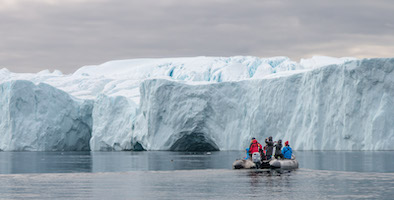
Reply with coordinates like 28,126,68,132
0,151,393,199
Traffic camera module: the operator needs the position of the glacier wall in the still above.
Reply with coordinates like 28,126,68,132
90,94,138,151
0,80,92,151
133,58,394,150
0,56,392,151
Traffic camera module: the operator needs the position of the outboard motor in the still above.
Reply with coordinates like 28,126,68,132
252,152,261,169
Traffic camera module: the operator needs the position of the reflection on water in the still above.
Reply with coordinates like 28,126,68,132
0,151,393,174
0,151,92,174
0,151,246,174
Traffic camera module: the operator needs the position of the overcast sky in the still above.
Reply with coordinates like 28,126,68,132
1,0,393,73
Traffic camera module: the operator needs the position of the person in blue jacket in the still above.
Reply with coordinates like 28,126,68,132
282,141,292,159
244,148,250,160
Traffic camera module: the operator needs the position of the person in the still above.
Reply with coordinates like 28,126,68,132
249,138,262,168
274,139,284,159
282,141,292,159
249,137,262,157
265,136,274,160
244,148,250,160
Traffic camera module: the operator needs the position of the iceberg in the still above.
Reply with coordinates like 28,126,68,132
0,56,392,151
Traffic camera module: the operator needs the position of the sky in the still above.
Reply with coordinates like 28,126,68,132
1,0,393,73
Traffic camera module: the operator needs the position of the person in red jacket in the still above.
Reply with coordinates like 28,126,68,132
249,137,262,158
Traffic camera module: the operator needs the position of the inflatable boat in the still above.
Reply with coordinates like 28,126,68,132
233,154,298,170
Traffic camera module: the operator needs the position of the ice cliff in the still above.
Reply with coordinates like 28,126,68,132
0,80,92,151
0,56,392,151
134,58,394,150
89,94,137,151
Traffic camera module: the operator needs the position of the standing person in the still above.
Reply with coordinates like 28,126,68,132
274,139,284,159
265,136,274,160
282,141,293,159
249,137,262,158
249,137,262,168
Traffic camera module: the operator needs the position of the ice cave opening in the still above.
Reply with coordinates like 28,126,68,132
169,132,219,152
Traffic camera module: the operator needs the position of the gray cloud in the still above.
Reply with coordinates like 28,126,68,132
0,0,393,73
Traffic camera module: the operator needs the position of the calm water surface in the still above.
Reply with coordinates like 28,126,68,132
0,151,393,199
1,151,393,173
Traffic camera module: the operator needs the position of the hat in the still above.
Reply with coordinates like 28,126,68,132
285,141,289,146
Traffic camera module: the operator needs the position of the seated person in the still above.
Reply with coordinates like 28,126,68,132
282,141,293,159
244,148,250,160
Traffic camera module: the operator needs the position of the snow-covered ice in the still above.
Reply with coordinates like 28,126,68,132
0,56,392,151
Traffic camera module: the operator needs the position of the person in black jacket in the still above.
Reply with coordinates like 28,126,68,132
265,136,274,160
274,139,284,159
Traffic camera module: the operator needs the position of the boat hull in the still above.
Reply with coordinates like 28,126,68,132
232,159,256,169
269,158,299,170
